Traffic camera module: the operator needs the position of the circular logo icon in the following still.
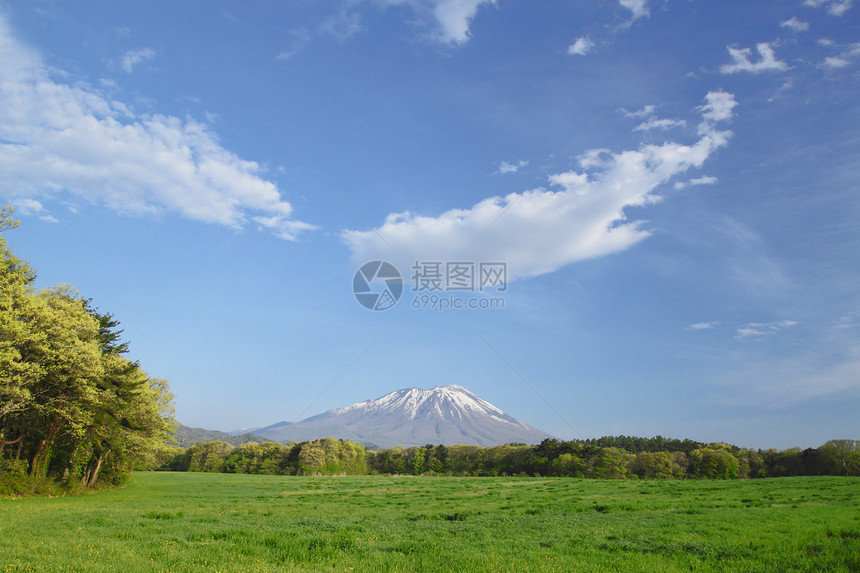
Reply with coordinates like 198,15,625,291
353,261,403,311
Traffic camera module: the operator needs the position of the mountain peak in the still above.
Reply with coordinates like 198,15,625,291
252,385,553,448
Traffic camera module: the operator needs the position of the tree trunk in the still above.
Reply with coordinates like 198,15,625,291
29,423,58,477
87,450,108,487
14,432,26,461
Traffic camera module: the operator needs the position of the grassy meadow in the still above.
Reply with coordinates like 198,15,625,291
0,472,858,572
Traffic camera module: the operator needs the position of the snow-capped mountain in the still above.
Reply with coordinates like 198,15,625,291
249,385,552,448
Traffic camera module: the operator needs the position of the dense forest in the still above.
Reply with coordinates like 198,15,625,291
0,207,175,495
158,436,860,479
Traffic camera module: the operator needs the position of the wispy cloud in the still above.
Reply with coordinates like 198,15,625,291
618,104,686,132
674,175,718,190
320,8,364,40
0,15,315,241
618,105,656,119
823,56,850,69
496,160,528,175
634,117,686,132
277,28,312,60
819,42,860,69
619,0,649,23
686,321,719,331
838,311,860,329
780,17,809,32
718,340,860,406
120,47,156,73
568,36,594,56
12,198,59,223
430,0,497,45
720,43,789,74
344,91,736,281
371,0,496,45
736,320,799,339
805,0,853,16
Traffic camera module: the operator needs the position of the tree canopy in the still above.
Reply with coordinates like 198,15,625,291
1,207,175,493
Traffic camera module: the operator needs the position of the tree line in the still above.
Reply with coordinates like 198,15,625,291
0,208,175,495
156,436,859,479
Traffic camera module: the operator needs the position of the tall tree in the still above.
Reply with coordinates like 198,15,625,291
1,207,175,488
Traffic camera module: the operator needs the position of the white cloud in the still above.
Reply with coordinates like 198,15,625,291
496,160,528,175
686,322,719,330
618,105,656,119
620,105,686,134
320,9,364,40
714,216,790,295
568,36,594,56
823,56,850,69
431,0,497,44
369,0,496,45
633,117,686,132
12,198,45,216
718,340,860,405
690,175,718,185
12,198,59,223
577,148,611,169
343,91,735,281
736,320,799,339
839,311,860,329
120,47,156,73
696,90,737,124
370,0,497,45
619,0,649,22
720,43,789,74
780,17,810,32
819,42,860,69
805,0,853,16
277,28,312,60
0,16,315,241
674,175,717,190
768,78,795,102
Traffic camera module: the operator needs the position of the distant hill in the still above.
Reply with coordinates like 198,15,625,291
247,385,553,448
172,423,269,447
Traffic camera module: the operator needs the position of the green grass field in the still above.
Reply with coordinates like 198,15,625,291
1,473,858,572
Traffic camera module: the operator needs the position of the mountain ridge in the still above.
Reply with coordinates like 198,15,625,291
172,423,269,448
245,385,553,448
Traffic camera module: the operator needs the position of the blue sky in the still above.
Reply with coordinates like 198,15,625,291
1,0,858,449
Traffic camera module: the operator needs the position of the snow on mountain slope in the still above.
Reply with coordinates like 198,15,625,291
252,385,552,448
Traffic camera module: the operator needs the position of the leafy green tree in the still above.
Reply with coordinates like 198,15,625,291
20,287,104,478
688,448,739,479
0,210,37,456
0,208,176,489
632,451,678,479
736,449,766,478
761,448,803,477
187,441,234,472
551,452,585,477
819,440,860,475
297,442,326,474
589,447,633,479
411,447,426,475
